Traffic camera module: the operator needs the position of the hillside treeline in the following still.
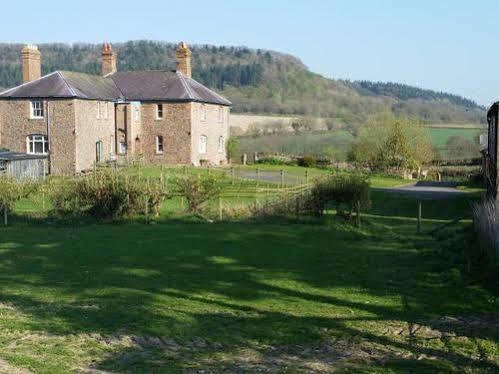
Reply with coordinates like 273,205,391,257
0,40,485,125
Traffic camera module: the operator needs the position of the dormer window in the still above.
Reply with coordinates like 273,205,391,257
156,104,163,119
31,101,44,118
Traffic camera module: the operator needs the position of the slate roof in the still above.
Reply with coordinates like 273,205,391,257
0,70,231,106
0,151,47,161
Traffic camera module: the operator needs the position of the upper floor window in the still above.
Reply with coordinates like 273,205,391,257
26,134,48,155
156,104,163,120
201,104,207,121
132,103,141,123
97,101,107,119
31,101,44,118
199,135,207,154
156,135,164,154
218,106,224,123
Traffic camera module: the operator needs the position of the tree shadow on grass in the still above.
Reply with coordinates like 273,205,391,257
0,221,497,371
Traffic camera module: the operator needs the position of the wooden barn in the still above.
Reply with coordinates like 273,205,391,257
0,152,48,179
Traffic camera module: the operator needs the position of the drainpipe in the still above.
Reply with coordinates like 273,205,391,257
46,100,51,175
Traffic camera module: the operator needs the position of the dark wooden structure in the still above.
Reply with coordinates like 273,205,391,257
484,103,499,198
0,152,48,179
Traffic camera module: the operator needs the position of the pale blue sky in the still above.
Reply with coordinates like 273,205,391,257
1,1,495,106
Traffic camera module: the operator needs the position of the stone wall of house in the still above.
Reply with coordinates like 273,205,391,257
74,100,115,172
0,99,77,175
190,103,229,166
137,102,192,164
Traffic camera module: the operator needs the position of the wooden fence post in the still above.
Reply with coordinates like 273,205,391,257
218,195,223,221
3,206,7,226
356,200,361,228
305,170,309,185
280,169,284,188
417,200,422,234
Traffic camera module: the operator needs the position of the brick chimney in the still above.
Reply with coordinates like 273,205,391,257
101,43,117,76
21,45,41,83
176,41,192,78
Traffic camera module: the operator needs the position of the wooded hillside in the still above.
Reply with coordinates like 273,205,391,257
0,40,486,127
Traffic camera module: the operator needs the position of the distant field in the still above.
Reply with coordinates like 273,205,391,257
427,127,483,148
230,114,297,133
238,127,486,160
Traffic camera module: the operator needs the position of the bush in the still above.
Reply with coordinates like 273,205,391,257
297,155,317,168
305,173,371,217
0,176,38,213
226,137,240,163
256,156,291,166
49,170,170,219
172,174,224,214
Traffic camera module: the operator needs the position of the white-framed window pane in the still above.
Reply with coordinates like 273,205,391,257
199,135,207,154
31,101,43,118
119,142,127,154
26,134,48,155
157,104,163,119
201,104,206,121
156,136,163,153
218,107,223,123
218,136,224,153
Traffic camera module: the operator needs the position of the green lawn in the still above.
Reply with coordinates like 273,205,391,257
0,189,497,372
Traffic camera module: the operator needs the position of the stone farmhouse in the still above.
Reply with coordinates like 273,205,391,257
0,42,231,175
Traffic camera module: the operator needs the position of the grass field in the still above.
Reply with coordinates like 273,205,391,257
237,127,485,161
0,166,497,372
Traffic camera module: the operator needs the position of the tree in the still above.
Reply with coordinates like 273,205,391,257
446,136,479,160
348,113,434,171
226,137,240,163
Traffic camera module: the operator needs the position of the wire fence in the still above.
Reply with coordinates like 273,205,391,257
3,165,314,226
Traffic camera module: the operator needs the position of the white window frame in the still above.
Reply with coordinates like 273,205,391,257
156,104,163,120
30,101,44,119
218,136,225,153
218,106,224,123
201,104,207,122
119,142,127,154
26,134,49,155
131,102,141,123
156,135,164,154
199,135,207,154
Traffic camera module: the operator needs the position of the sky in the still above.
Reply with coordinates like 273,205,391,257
1,0,496,106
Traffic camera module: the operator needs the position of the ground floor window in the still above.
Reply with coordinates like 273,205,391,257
218,136,225,153
119,142,127,154
26,134,48,155
199,135,207,154
156,135,163,154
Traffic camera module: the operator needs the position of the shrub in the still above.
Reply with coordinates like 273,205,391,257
256,156,291,166
297,155,317,168
226,137,240,163
49,170,170,219
0,176,38,214
305,173,371,217
172,174,224,214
